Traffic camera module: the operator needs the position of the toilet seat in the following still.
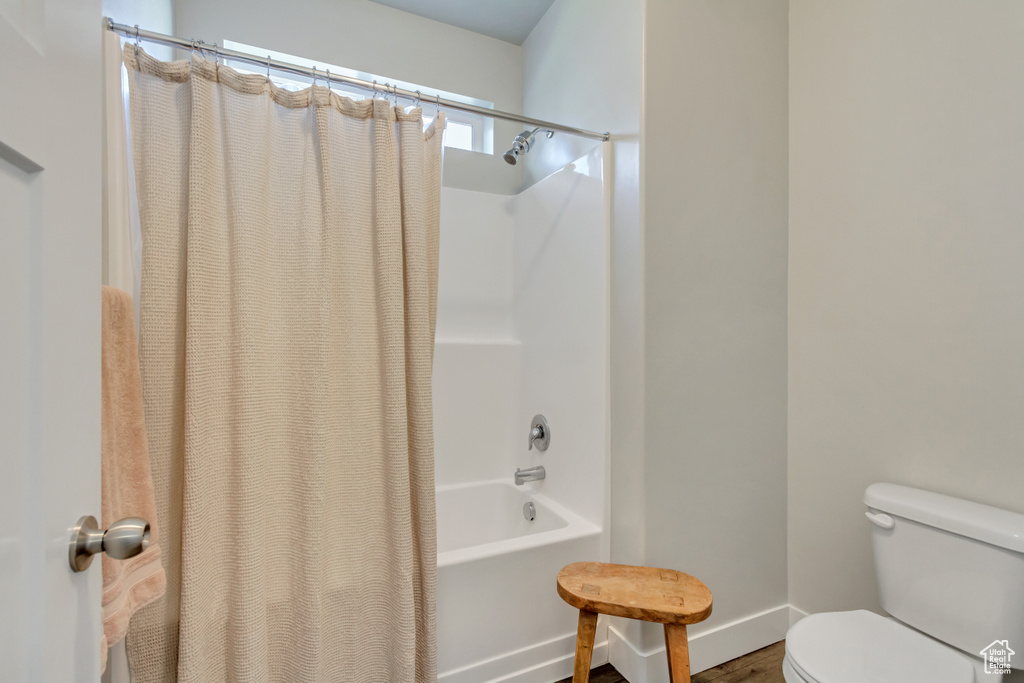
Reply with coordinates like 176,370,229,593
784,610,975,683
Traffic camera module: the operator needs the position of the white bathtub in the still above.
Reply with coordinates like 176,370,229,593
436,480,602,682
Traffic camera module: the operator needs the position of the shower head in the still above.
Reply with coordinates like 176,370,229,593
503,130,534,165
503,128,553,165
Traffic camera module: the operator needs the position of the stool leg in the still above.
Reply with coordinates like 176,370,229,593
572,609,599,683
664,623,690,683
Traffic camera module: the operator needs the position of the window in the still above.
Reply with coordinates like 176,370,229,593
223,41,494,154
421,117,477,152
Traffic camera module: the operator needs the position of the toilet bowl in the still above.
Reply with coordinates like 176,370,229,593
782,483,1024,683
782,610,975,683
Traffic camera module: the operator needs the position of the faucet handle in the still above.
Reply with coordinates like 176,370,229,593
527,414,550,451
528,425,543,449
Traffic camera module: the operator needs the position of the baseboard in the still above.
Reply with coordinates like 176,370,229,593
608,604,792,683
438,629,609,683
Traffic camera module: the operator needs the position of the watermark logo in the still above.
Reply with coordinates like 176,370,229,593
980,640,1015,675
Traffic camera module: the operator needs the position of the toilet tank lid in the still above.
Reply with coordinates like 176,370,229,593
865,483,1024,553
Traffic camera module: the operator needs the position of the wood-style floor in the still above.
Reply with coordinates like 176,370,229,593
555,640,786,683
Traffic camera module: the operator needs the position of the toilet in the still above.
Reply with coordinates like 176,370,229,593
783,483,1024,683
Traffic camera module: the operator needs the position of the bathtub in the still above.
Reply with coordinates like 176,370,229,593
436,480,603,682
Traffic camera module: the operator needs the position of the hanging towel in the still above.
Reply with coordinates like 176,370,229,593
100,286,166,673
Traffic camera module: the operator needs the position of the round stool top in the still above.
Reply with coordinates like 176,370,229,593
557,562,713,625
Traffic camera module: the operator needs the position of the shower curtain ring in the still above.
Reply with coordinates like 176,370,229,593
266,54,272,81
312,66,318,88
325,68,331,93
414,90,421,108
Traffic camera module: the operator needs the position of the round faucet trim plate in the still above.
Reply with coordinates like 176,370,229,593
528,414,550,451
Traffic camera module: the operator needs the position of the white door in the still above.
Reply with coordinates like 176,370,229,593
0,0,104,680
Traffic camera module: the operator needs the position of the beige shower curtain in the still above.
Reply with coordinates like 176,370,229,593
122,45,443,682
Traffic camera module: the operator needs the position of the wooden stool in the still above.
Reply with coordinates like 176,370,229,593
557,562,713,683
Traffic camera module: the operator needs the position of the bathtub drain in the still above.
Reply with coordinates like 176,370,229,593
523,501,536,521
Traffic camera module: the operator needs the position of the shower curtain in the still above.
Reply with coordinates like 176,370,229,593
122,45,443,682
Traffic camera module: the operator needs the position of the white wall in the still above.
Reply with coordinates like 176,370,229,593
522,0,642,188
642,0,789,663
174,0,523,194
102,0,175,60
789,0,1024,616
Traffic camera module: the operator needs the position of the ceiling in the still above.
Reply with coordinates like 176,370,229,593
366,0,556,45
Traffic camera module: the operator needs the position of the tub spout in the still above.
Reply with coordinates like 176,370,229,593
514,466,546,485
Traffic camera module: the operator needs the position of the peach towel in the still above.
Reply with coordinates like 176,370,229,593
101,287,166,672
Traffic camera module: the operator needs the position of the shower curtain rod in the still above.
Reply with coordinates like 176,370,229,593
106,19,611,142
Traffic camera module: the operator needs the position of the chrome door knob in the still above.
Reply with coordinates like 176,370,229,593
68,515,150,572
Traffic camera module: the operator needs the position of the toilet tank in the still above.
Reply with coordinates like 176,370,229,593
865,483,1024,667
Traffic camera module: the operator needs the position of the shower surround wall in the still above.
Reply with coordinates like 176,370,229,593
433,188,519,486
433,147,609,682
